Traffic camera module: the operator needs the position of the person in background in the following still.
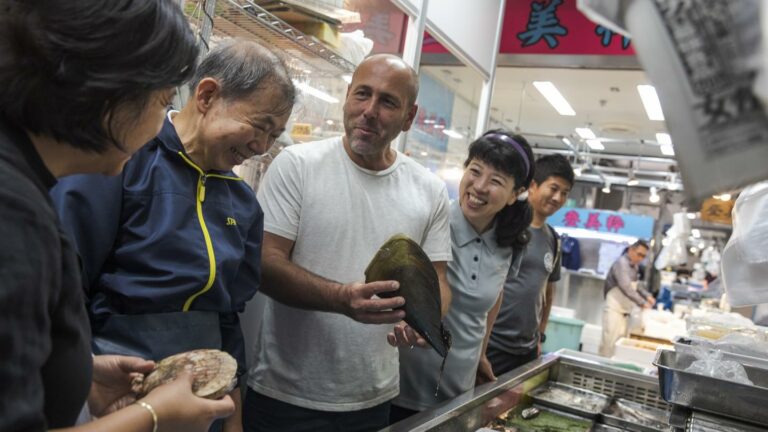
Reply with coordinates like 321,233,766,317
486,154,574,376
390,131,535,423
0,0,234,431
50,39,295,432
599,240,654,357
243,54,452,432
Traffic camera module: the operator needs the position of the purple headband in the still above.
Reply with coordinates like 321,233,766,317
484,133,530,177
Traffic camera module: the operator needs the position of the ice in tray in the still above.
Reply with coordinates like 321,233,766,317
528,382,609,416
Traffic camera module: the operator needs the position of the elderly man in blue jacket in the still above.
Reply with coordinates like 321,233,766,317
51,39,295,431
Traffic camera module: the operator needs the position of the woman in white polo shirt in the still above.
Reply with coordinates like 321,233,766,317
391,130,535,422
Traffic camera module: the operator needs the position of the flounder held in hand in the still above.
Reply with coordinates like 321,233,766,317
365,234,452,357
132,349,237,399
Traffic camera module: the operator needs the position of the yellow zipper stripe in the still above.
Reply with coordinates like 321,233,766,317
183,175,217,311
175,151,241,310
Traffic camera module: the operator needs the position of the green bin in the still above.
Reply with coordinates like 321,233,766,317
542,315,585,353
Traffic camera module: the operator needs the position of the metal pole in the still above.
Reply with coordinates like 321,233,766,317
474,0,506,138
401,0,428,72
175,0,216,108
198,0,216,61
395,0,428,153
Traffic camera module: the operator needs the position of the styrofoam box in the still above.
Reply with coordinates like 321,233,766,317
612,337,672,366
580,323,602,354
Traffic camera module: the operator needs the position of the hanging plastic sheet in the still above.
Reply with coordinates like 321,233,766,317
721,180,768,305
578,0,768,205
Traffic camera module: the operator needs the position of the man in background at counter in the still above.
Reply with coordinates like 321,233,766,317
485,154,574,377
244,54,452,432
599,240,654,357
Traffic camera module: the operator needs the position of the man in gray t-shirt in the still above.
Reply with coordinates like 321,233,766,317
243,54,452,432
486,155,574,376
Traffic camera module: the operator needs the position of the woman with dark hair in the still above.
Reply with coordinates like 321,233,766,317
51,38,297,431
391,130,534,422
0,1,234,431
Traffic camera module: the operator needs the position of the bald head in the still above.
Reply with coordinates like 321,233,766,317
354,54,419,105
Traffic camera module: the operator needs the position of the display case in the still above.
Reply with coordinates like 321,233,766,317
183,0,357,190
382,350,668,432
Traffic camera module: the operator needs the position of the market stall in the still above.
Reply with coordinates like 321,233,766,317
383,350,669,432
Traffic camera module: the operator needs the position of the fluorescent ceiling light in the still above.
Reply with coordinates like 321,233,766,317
687,212,697,219
573,166,583,176
720,193,732,201
649,192,660,203
692,228,701,238
420,151,428,156
660,144,675,156
656,132,675,155
293,80,339,104
626,177,639,186
561,137,572,146
637,85,665,121
442,129,464,139
533,81,576,116
586,139,605,150
341,74,352,84
575,127,596,140
602,182,611,193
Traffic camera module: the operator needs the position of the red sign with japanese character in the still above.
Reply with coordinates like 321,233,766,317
422,0,635,56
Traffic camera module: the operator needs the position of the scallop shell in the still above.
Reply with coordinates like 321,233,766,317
132,349,237,399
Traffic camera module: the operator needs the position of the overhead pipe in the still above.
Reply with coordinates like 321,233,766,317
557,136,607,184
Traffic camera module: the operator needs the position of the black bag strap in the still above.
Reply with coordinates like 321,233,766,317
546,224,561,267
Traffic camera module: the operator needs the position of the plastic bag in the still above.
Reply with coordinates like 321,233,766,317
721,180,768,306
713,332,768,358
338,30,373,66
686,311,755,340
684,346,754,385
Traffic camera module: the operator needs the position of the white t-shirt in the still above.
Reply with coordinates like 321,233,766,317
248,136,451,411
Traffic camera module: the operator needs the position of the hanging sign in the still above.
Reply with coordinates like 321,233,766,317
422,0,635,56
550,207,654,239
700,198,734,225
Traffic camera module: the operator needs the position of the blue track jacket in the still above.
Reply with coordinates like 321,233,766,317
50,117,263,372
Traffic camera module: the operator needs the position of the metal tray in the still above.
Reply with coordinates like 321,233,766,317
686,410,768,432
528,381,609,419
601,398,672,432
653,349,768,426
591,424,626,432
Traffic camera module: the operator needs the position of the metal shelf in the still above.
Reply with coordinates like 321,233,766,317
185,0,355,77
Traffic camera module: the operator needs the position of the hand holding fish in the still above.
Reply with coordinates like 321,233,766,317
386,321,427,348
339,280,407,324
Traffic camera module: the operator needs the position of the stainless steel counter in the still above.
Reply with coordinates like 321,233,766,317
381,350,665,432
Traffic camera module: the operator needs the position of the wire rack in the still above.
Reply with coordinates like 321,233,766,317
556,360,668,411
185,0,355,77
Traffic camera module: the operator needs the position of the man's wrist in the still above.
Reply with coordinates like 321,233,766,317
539,332,547,343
